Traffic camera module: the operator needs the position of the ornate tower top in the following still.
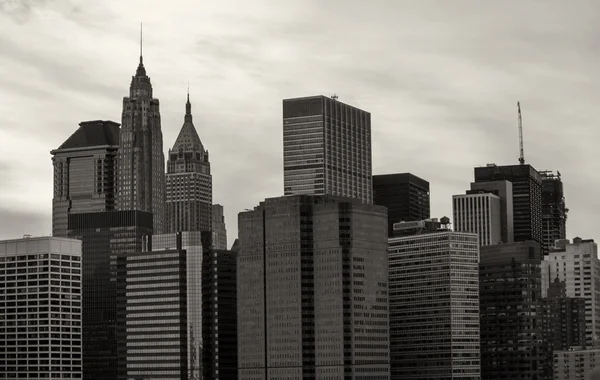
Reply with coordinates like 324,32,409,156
135,23,146,77
185,85,192,122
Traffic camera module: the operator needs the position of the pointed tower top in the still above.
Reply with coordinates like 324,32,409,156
135,23,147,77
139,23,143,64
185,86,192,122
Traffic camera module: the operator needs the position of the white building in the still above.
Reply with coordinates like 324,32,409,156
553,348,600,380
452,192,502,246
542,238,600,347
0,236,83,380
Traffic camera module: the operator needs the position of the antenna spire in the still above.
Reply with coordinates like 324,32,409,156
185,83,192,119
139,23,143,64
518,101,525,165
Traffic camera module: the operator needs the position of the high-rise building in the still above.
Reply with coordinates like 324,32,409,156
166,94,212,233
540,170,568,254
211,204,227,250
468,180,514,244
452,191,502,246
479,241,543,379
117,46,166,233
553,349,600,380
203,245,238,380
282,95,372,204
116,232,202,380
237,195,389,379
51,120,120,237
67,210,153,380
474,163,543,255
542,238,600,347
388,219,481,380
0,236,83,379
373,173,430,237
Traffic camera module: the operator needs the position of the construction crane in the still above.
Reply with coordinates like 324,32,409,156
518,101,525,165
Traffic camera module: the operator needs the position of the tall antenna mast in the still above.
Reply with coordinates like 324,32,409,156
518,101,525,165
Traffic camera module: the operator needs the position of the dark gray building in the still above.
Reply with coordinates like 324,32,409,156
479,241,543,379
540,170,568,253
67,210,152,380
373,173,430,237
237,195,389,379
51,120,120,237
474,164,543,256
468,180,514,244
166,94,212,233
283,95,372,204
117,50,167,234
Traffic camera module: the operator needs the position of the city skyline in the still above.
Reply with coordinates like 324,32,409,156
1,1,599,242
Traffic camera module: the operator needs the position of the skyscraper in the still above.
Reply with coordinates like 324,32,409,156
237,195,389,379
452,191,502,246
282,95,372,204
469,180,514,244
51,120,120,237
388,219,481,380
0,236,83,380
373,172,430,237
474,163,543,255
211,204,227,250
166,93,212,233
540,170,568,253
117,40,167,233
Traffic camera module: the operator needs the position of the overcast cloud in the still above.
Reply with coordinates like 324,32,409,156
0,0,599,243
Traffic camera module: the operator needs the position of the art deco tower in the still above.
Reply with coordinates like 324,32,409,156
166,93,212,233
117,36,166,233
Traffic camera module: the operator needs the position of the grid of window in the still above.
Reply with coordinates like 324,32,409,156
453,193,501,246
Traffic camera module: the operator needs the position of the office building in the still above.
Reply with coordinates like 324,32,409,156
283,95,372,204
540,170,568,254
211,204,227,250
166,94,212,233
117,46,167,233
51,120,120,237
203,246,238,380
468,180,514,244
116,232,202,379
542,238,600,347
479,241,543,379
553,349,600,380
474,163,543,255
388,219,480,380
373,173,430,237
67,210,153,380
0,236,83,379
452,191,502,246
237,195,389,379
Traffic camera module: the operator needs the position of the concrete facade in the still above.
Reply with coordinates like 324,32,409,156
452,192,502,246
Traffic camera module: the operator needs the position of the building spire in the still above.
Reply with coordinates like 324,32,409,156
135,23,147,77
139,23,143,65
185,84,192,122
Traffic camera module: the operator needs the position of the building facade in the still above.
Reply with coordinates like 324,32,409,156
117,52,167,233
452,192,502,246
474,164,543,255
116,232,202,379
468,180,514,244
237,195,389,379
51,120,120,237
67,210,153,380
542,238,600,347
283,95,373,204
388,222,481,380
373,173,430,237
0,236,83,379
479,241,543,379
553,349,600,380
211,204,228,250
166,94,212,233
540,170,568,254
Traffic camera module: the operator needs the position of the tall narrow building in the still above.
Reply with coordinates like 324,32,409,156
540,170,568,253
211,204,227,250
166,93,212,233
452,191,502,246
117,41,167,233
51,120,120,237
283,95,372,204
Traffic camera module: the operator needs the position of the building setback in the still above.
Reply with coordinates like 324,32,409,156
117,50,167,234
540,170,568,253
51,120,120,237
211,204,228,250
388,221,481,380
479,241,543,379
116,232,202,379
166,94,212,233
474,164,543,255
283,95,373,204
373,173,430,237
0,236,83,379
237,195,389,379
67,210,153,380
452,191,502,246
468,180,514,244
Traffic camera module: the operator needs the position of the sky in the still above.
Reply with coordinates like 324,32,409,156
0,0,599,244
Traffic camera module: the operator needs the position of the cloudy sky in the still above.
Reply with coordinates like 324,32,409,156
0,0,598,243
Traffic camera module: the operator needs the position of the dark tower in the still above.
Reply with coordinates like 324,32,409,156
117,28,167,233
540,170,568,252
